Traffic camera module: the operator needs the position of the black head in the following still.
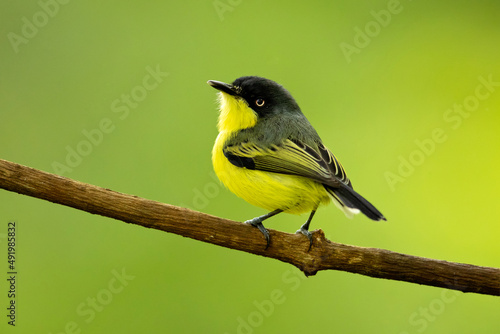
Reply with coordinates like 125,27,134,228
208,76,301,117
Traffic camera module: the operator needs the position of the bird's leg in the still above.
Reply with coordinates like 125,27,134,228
296,208,318,251
245,209,283,249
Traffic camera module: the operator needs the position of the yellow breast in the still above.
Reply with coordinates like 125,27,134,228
212,130,330,214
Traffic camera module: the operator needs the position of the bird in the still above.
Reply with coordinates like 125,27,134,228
208,76,385,249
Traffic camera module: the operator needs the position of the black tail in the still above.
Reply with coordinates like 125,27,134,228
327,183,386,221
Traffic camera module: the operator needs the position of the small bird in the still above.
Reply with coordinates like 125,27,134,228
208,76,385,249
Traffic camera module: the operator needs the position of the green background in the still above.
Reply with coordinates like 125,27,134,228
1,0,499,333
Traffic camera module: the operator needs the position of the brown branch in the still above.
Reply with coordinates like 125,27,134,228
1,158,499,296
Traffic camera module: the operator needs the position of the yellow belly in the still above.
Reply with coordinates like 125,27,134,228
212,131,330,214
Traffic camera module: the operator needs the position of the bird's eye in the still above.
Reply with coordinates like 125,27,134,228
255,98,265,107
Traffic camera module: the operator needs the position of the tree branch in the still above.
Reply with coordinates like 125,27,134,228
0,158,499,296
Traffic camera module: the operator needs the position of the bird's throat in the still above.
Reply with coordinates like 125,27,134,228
217,92,257,133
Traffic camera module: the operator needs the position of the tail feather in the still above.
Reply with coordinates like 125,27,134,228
326,183,386,221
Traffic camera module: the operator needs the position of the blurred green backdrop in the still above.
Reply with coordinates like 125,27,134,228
1,1,499,333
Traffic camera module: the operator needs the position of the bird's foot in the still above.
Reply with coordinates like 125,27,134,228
245,219,270,249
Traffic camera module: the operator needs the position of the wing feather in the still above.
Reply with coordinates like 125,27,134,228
223,139,350,188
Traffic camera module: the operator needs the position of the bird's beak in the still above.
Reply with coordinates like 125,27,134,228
207,80,240,96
